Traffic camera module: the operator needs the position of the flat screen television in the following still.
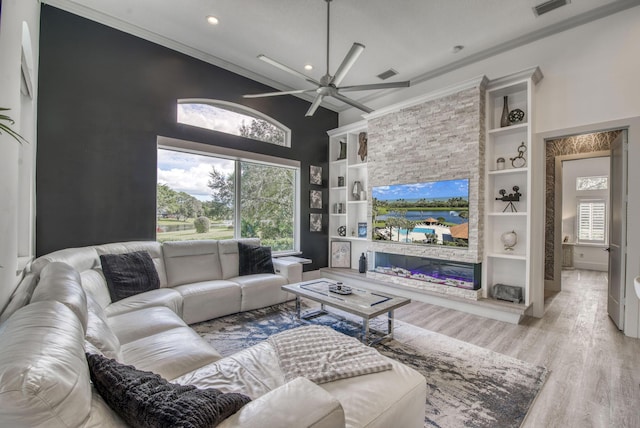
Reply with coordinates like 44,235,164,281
372,178,469,248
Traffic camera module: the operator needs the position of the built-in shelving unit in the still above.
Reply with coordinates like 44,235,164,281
327,121,368,267
483,67,542,310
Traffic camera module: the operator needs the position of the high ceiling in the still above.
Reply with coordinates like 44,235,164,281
44,0,637,113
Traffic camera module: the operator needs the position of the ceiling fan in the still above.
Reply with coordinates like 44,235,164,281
243,0,410,117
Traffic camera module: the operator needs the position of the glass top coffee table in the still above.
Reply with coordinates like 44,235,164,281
282,279,410,344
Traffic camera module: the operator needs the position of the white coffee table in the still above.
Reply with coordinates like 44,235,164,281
282,278,410,344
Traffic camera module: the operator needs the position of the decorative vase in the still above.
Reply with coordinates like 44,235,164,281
500,230,518,251
337,176,345,187
359,253,367,273
338,141,347,160
352,181,362,200
500,96,510,128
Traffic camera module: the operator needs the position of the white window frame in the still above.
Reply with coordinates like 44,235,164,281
576,198,607,245
157,136,300,254
177,99,292,147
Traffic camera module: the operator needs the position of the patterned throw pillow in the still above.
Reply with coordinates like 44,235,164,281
86,353,251,428
238,242,275,276
99,251,160,302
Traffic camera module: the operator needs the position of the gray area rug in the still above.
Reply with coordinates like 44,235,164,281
192,303,547,428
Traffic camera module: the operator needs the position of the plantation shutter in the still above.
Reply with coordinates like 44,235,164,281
577,200,606,242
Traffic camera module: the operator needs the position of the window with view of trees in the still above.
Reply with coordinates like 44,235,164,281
157,148,298,252
177,100,290,147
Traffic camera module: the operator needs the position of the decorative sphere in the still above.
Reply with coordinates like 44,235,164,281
501,230,518,251
338,226,346,237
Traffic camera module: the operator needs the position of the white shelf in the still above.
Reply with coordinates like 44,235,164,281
331,159,347,166
483,67,541,312
487,212,527,217
329,235,366,241
487,252,527,260
347,200,368,205
348,162,367,169
488,168,528,175
330,213,346,216
330,186,347,190
487,122,528,135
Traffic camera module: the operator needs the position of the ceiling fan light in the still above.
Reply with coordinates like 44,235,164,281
206,15,219,25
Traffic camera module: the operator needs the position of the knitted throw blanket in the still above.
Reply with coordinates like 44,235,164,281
268,325,392,384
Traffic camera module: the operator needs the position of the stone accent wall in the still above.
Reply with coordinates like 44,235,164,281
366,84,486,265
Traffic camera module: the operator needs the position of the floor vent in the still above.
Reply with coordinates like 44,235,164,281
377,69,398,80
533,0,570,17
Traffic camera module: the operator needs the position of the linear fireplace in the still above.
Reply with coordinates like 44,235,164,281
370,252,481,291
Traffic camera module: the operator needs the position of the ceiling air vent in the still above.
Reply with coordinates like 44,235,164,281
533,0,570,17
377,69,398,81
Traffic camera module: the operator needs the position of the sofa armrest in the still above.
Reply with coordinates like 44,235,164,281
218,377,345,428
272,259,303,284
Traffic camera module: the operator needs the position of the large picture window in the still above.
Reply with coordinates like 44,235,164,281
157,147,298,252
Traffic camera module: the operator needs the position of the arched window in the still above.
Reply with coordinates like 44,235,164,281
177,99,291,147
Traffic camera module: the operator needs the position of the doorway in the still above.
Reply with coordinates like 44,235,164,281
544,129,627,329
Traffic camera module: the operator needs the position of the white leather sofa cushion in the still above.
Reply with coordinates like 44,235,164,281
86,294,123,361
320,356,427,428
0,301,92,428
231,273,291,312
218,238,260,279
0,272,37,324
163,240,224,286
120,327,222,380
272,258,303,284
80,268,113,308
173,280,242,325
30,262,89,333
104,287,183,318
107,306,189,344
218,377,346,428
94,241,168,288
30,245,99,276
174,341,285,396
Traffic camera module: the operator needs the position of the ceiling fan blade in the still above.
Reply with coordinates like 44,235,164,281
243,88,317,99
305,94,325,117
338,80,411,92
332,92,374,113
258,54,321,86
330,42,365,87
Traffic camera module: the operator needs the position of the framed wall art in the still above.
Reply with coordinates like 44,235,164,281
309,165,322,185
331,241,351,268
310,189,322,209
310,213,322,232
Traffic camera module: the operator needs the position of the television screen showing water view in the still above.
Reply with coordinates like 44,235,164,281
372,178,469,248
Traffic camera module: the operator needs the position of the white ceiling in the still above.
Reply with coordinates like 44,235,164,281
44,0,638,113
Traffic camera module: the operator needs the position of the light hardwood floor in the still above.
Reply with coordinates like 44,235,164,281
394,269,640,428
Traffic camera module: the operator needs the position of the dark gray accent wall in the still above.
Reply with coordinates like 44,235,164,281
37,5,336,270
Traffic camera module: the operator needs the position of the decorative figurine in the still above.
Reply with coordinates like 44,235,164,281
496,186,522,212
510,142,527,168
358,132,368,162
500,230,518,251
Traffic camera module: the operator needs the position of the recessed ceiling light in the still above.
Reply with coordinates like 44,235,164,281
206,15,219,25
452,45,464,54
304,64,313,71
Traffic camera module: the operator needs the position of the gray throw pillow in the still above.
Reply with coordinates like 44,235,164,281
99,251,160,302
86,353,251,428
238,242,275,276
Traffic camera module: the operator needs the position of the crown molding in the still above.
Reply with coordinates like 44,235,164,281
362,76,487,121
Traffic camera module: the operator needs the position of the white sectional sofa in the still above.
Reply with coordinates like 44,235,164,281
0,239,427,428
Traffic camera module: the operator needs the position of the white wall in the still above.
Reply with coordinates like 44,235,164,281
0,0,40,313
340,6,640,337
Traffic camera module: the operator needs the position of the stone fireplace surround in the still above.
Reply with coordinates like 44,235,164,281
359,77,486,300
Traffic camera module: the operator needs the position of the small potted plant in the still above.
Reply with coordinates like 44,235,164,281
0,108,26,144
